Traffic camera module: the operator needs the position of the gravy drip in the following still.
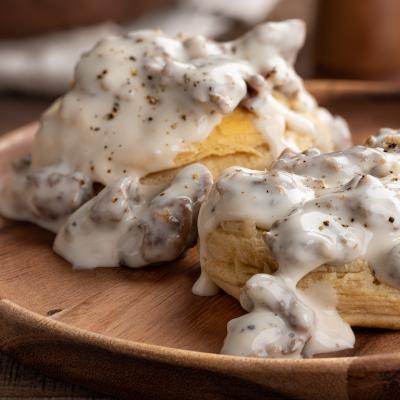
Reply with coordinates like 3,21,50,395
54,163,212,269
198,132,400,357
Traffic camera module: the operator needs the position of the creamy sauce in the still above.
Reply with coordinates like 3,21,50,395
366,127,400,151
222,275,354,357
1,20,349,234
54,163,212,269
198,131,400,357
0,157,93,232
192,269,221,296
1,19,349,272
31,19,348,185
271,146,400,186
316,108,352,152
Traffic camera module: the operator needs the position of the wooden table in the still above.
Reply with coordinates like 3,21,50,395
1,82,400,398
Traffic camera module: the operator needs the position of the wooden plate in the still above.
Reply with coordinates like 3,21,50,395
2,81,400,400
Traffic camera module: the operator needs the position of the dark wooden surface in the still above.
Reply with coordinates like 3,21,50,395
1,83,400,399
0,353,113,399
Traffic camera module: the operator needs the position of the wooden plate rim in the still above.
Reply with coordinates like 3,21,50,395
1,119,400,374
2,84,400,398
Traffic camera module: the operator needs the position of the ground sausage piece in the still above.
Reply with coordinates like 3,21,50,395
54,163,213,269
90,177,142,223
0,159,93,232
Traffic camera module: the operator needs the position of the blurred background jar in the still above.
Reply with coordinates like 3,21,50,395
315,0,400,80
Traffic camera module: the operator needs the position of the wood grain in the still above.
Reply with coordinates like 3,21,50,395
1,81,400,400
0,353,112,399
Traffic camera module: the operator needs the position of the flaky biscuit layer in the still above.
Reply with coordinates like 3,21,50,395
141,106,332,187
202,221,400,329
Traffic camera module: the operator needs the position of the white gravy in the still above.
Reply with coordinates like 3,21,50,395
31,19,348,185
198,129,400,358
0,157,93,232
1,19,349,271
0,20,374,358
54,163,212,269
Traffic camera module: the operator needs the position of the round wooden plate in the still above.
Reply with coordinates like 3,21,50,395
2,81,400,400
